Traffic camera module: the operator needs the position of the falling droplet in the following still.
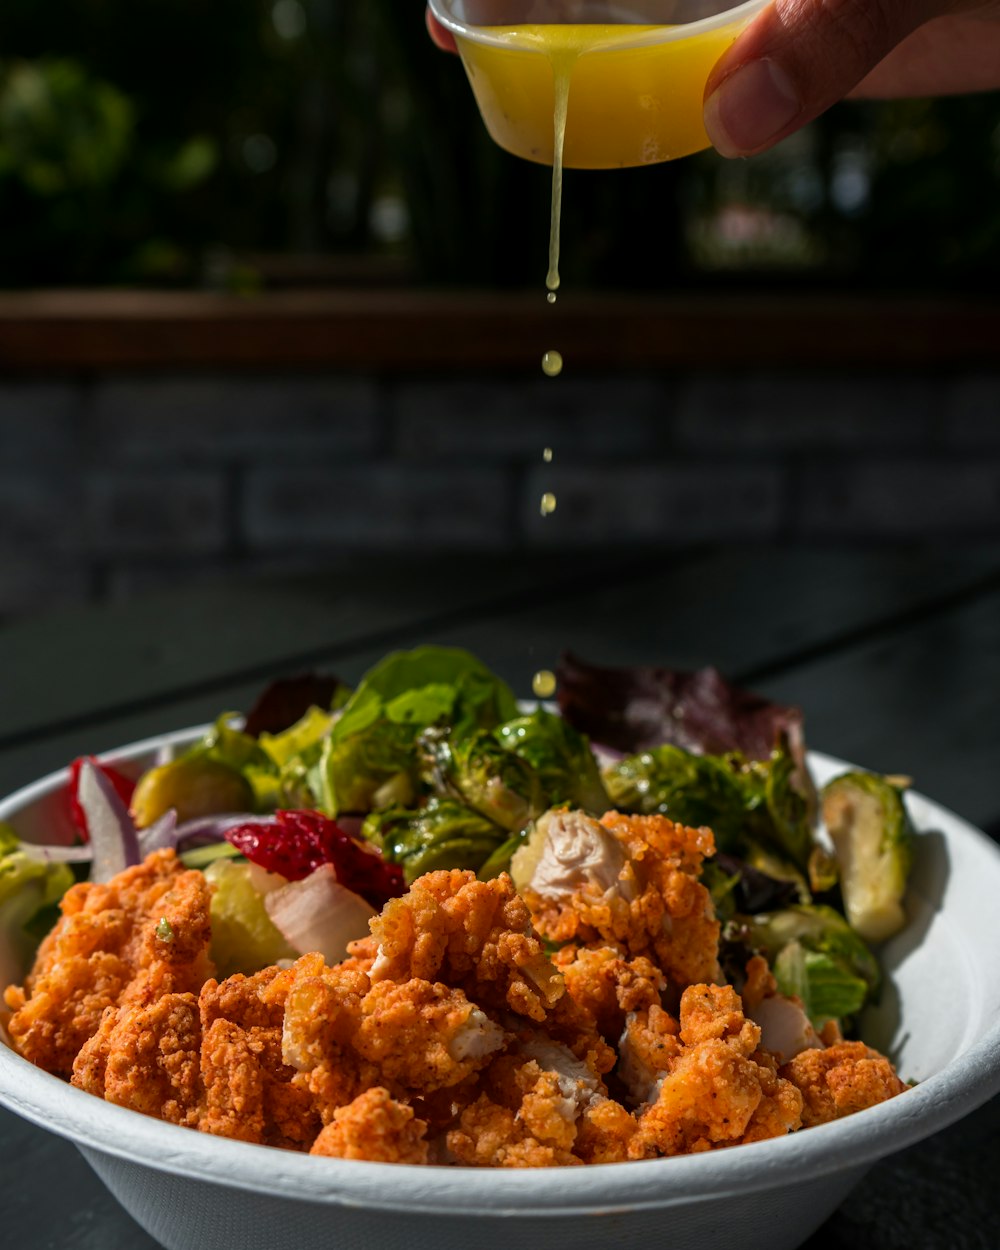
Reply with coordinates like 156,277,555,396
543,447,553,463
547,291,557,305
542,350,563,378
532,669,557,699
540,492,557,517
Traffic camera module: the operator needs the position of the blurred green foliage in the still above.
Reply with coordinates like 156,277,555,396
0,0,997,289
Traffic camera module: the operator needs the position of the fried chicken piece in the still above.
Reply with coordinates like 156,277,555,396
200,966,319,1148
741,1047,804,1144
447,1038,631,1167
618,1004,683,1105
780,1041,907,1127
517,810,721,992
72,992,202,1126
630,984,801,1156
199,1017,267,1143
5,850,214,1076
355,978,508,1094
278,952,374,1125
740,956,824,1064
554,944,664,1042
72,964,321,1148
310,1087,428,1164
369,870,563,1024
447,1054,585,1167
340,934,379,975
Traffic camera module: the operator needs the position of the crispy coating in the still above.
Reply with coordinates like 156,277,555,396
629,984,802,1157
15,834,907,1167
554,945,664,1043
278,953,373,1125
72,992,202,1126
310,1087,428,1164
369,870,564,1023
5,850,213,1076
355,978,508,1094
523,813,721,991
201,966,319,1148
780,1041,908,1127
72,963,319,1147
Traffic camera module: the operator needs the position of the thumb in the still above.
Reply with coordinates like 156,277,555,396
703,0,943,157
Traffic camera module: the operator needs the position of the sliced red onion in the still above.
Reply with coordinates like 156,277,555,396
18,842,94,865
264,864,375,963
136,811,275,857
175,813,277,849
78,759,141,883
137,809,179,856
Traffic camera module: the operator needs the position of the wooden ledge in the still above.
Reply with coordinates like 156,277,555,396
0,288,997,372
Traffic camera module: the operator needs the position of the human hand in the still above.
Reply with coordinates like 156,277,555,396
426,7,457,52
703,0,1000,158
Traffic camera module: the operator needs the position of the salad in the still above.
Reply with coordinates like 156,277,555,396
0,647,913,1165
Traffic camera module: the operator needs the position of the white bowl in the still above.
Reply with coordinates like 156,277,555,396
2,729,1000,1250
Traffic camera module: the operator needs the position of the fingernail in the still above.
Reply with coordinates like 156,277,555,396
704,58,801,157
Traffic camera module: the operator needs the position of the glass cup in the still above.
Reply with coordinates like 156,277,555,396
427,0,768,169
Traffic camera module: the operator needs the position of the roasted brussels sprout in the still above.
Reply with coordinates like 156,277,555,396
495,708,610,815
418,726,543,833
822,771,914,942
604,741,814,870
363,798,508,884
741,903,881,1028
130,756,254,828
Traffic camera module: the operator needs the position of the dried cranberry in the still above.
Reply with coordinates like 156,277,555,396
225,810,404,909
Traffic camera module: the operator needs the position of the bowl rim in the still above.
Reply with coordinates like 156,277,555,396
427,0,769,51
2,730,1000,1214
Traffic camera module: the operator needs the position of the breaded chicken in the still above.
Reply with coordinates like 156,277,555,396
16,835,907,1167
201,966,319,1148
780,1041,907,1126
310,1087,428,1164
5,850,213,1076
630,984,802,1156
554,944,664,1043
447,1038,634,1167
278,952,373,1125
368,870,564,1023
355,978,508,1094
517,811,721,991
72,962,320,1148
73,992,202,1126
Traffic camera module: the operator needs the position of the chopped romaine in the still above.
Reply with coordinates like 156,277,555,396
205,858,298,977
741,903,881,1028
264,865,375,963
0,823,75,971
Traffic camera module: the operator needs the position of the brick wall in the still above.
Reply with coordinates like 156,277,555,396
1,368,998,616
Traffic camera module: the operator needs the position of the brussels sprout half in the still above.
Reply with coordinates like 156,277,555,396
822,771,914,943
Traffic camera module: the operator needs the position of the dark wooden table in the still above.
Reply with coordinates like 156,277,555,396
2,544,999,1248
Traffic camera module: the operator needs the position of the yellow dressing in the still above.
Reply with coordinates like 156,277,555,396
455,21,748,171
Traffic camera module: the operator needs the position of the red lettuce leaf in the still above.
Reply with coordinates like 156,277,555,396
243,673,343,738
555,652,807,767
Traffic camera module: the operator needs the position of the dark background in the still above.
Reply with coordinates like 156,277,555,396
0,0,998,291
